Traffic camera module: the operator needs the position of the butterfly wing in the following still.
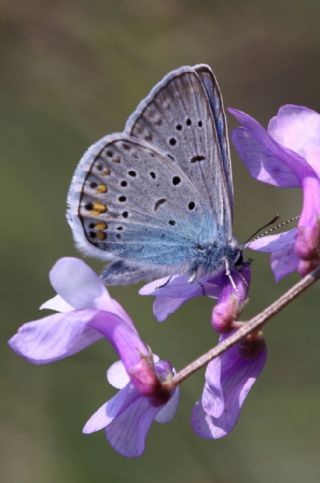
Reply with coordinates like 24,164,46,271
125,64,233,229
67,135,213,266
67,65,233,284
195,65,233,209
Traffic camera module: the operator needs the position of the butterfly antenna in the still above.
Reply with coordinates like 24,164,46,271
244,214,299,247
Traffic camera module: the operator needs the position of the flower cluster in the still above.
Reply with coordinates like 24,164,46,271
9,258,179,457
230,105,320,278
9,103,318,458
9,257,265,456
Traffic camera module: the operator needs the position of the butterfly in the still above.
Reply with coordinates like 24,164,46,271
67,64,243,285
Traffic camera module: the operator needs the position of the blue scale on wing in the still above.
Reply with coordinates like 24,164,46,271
77,138,217,266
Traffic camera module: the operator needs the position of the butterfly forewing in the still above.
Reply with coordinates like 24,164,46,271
195,65,233,209
125,65,232,233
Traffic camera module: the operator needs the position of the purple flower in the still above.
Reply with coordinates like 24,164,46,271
141,265,259,438
9,257,179,456
140,265,251,331
83,358,179,458
230,105,320,278
192,333,267,439
9,257,135,365
211,266,251,333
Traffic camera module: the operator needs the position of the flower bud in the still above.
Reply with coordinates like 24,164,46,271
211,267,250,334
295,222,320,261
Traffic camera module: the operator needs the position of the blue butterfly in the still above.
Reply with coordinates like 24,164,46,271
67,64,243,285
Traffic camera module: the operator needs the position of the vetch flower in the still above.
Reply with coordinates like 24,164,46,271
192,333,267,439
211,265,251,333
140,265,251,327
9,257,179,456
230,105,320,278
9,257,132,364
83,358,179,458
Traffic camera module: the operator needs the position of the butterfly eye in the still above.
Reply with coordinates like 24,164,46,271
234,251,244,267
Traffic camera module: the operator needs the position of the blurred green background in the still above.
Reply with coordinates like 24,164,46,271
2,0,320,482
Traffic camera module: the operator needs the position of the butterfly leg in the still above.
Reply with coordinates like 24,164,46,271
223,257,240,297
188,272,197,283
237,270,249,288
156,276,173,289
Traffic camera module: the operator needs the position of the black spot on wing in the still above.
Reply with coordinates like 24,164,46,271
154,198,167,211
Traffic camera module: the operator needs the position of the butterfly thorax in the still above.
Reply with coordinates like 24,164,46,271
189,236,243,279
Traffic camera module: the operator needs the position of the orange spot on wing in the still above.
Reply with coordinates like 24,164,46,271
96,231,107,241
92,202,107,214
95,222,108,230
97,184,108,193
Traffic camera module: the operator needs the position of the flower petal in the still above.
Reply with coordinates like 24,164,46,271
83,384,130,434
139,276,173,295
248,229,296,253
140,275,220,322
155,387,180,423
269,105,320,176
106,355,161,390
105,387,160,457
153,296,188,322
192,400,226,439
49,257,112,310
107,360,130,389
88,313,149,371
229,108,301,187
201,356,224,418
193,335,267,439
249,229,299,281
8,309,102,364
40,294,73,312
270,244,299,281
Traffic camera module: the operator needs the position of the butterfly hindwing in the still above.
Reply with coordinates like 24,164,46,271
67,134,217,267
